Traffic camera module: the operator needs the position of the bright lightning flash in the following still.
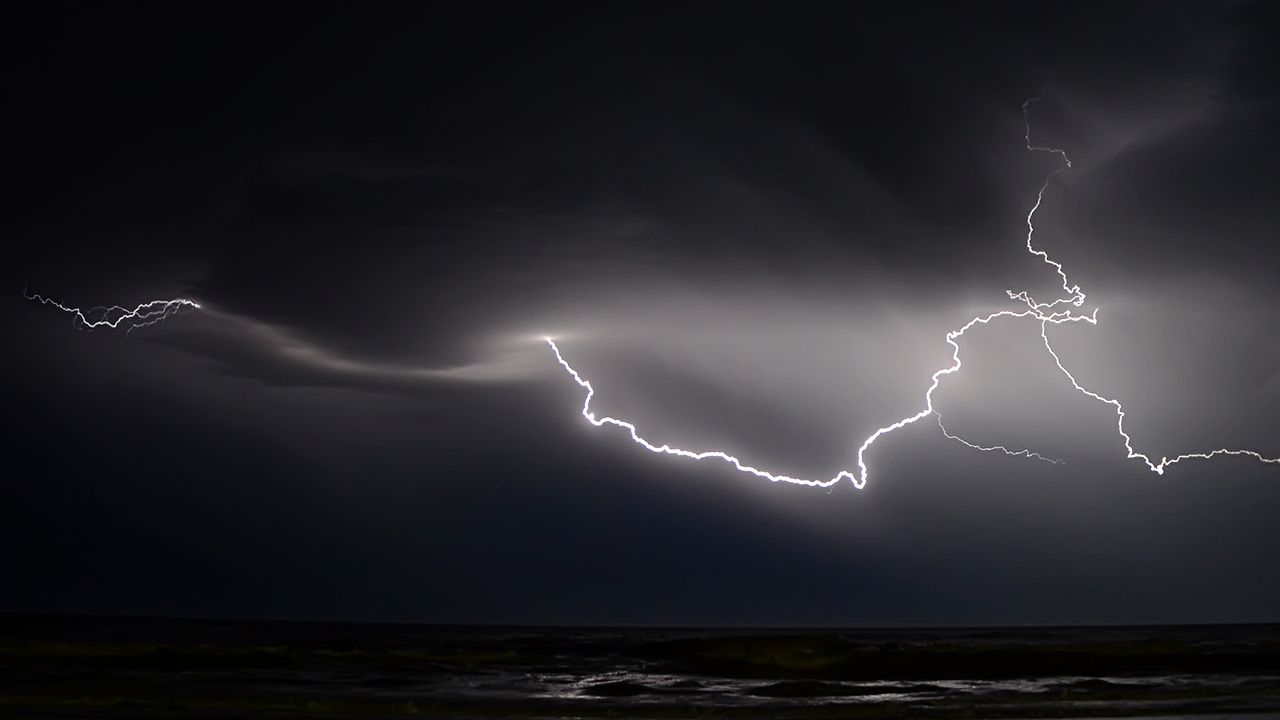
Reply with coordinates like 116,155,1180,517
546,92,1279,488
23,94,1279,487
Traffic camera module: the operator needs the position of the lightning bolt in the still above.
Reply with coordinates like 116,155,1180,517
546,337,849,488
547,91,1279,488
24,289,199,332
547,308,1091,489
1039,320,1279,474
936,414,1064,466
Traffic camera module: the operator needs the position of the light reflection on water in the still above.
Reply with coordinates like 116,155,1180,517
407,669,1280,711
4,617,1280,717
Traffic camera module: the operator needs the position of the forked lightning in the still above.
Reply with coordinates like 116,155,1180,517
25,94,1278,486
546,93,1279,487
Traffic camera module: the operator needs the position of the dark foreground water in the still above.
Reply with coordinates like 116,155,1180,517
2,615,1279,718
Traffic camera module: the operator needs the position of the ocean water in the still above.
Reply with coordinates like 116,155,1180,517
1,615,1278,718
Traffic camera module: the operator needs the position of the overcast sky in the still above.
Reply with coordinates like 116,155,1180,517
5,1,1279,626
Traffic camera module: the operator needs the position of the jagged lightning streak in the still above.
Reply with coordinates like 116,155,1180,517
547,337,849,488
1040,321,1279,473
1011,93,1279,475
936,414,1063,466
547,91,1279,488
24,289,199,332
548,309,1089,489
1008,91,1085,314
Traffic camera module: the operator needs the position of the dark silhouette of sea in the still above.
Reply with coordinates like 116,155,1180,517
2,614,1278,718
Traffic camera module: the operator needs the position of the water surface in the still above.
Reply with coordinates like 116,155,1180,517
2,615,1278,718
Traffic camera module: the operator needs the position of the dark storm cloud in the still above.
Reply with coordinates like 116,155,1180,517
170,0,1254,368
5,1,1279,625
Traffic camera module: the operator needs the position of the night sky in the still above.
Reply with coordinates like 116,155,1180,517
6,1,1280,626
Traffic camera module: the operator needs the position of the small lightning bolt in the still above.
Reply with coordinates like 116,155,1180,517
547,91,1279,488
24,289,199,332
936,414,1064,466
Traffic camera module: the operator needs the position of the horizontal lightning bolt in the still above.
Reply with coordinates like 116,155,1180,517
24,289,199,332
547,91,1279,487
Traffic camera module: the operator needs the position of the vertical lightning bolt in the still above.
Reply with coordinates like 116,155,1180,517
1008,90,1086,314
1012,93,1279,475
24,289,200,332
547,91,1279,488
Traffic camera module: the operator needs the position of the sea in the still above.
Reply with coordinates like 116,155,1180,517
1,615,1278,718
